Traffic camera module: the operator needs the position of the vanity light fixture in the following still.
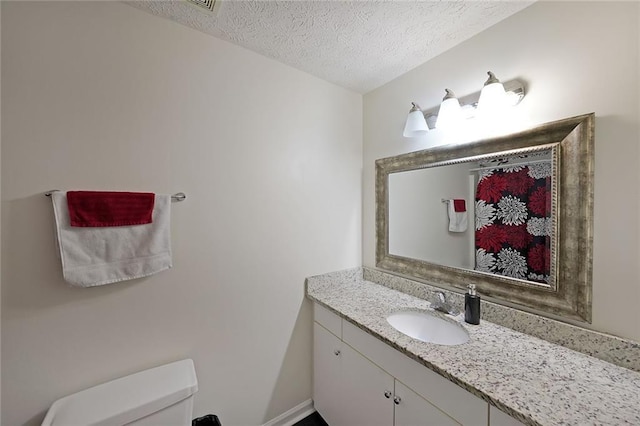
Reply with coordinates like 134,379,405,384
402,102,429,137
435,89,463,131
477,71,508,116
402,71,525,135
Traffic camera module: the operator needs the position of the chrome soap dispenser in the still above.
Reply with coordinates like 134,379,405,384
464,284,480,325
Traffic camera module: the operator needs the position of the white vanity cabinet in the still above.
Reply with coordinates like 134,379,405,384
489,406,526,426
313,323,394,426
313,323,346,426
313,303,489,426
393,381,460,426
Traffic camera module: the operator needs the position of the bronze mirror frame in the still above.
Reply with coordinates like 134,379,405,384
375,113,594,322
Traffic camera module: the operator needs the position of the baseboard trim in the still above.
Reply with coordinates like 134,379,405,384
262,399,315,426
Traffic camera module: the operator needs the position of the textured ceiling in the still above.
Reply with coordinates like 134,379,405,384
127,1,534,93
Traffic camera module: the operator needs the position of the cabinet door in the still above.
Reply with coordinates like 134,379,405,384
313,323,345,426
341,343,394,426
343,320,488,425
314,323,394,426
489,405,526,426
394,381,461,426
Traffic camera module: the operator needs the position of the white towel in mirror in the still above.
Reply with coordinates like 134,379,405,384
447,199,468,233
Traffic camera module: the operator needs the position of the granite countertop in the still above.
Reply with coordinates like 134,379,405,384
306,270,640,426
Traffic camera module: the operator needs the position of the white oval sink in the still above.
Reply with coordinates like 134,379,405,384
387,311,469,346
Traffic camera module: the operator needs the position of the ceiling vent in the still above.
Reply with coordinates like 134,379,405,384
185,0,216,13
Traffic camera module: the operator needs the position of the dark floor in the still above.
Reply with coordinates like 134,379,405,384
293,411,328,426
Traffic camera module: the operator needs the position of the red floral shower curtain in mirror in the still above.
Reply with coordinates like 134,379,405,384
474,162,552,283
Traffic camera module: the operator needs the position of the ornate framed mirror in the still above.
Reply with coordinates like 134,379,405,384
375,113,594,322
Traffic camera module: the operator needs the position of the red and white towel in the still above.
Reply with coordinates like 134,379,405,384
51,191,172,287
448,199,468,232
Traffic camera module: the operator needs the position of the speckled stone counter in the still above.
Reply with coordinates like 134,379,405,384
362,268,640,373
306,268,640,426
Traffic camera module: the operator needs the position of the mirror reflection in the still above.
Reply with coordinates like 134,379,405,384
389,149,553,286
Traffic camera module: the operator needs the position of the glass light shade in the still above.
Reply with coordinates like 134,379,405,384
505,90,521,106
477,81,508,116
435,97,463,131
403,105,429,137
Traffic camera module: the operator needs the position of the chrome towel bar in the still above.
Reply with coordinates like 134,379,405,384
44,190,186,202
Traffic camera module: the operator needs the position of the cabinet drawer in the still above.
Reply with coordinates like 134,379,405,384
314,303,342,338
343,320,488,426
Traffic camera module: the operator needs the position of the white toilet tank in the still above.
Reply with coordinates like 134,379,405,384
42,359,198,426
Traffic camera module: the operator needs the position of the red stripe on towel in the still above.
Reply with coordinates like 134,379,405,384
67,191,155,227
453,199,466,212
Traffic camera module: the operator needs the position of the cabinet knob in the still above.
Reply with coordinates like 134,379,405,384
384,390,392,399
334,349,341,356
393,396,401,405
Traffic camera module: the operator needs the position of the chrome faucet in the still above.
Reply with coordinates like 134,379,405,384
430,291,459,316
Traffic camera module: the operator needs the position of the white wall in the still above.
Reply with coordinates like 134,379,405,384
363,1,640,341
1,2,362,425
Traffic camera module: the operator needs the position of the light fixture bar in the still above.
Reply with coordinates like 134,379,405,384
423,78,525,130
